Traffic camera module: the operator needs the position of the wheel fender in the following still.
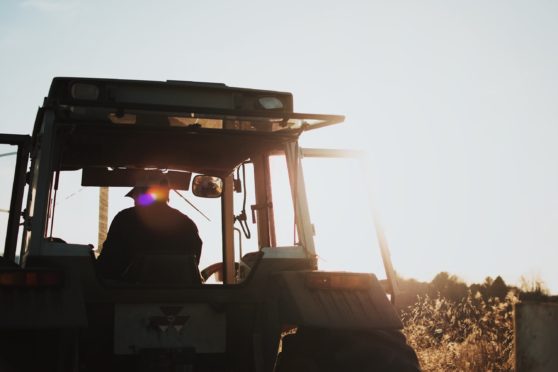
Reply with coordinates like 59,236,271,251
273,271,403,330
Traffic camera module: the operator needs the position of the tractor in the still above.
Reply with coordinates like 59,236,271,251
0,77,419,371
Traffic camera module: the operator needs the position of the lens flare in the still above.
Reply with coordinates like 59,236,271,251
137,193,155,206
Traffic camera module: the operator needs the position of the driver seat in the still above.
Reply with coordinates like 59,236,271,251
122,253,202,286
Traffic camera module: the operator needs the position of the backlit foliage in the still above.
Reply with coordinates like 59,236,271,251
401,292,517,371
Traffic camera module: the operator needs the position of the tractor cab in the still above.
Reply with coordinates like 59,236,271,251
20,78,343,283
0,78,416,372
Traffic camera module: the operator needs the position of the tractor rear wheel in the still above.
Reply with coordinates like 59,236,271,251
275,327,420,372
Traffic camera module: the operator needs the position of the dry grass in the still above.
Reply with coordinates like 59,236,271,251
401,292,517,371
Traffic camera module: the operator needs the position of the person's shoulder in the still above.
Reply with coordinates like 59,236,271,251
114,206,137,220
166,205,196,224
117,206,136,214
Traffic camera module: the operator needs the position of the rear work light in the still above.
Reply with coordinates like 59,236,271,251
258,96,284,110
70,83,99,100
305,273,371,291
0,270,64,288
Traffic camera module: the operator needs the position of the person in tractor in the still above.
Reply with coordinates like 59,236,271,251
96,178,202,281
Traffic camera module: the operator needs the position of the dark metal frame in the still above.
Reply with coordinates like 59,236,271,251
0,134,31,261
54,103,345,132
46,77,345,131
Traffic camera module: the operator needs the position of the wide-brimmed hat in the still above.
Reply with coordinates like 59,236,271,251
125,176,170,199
125,186,149,199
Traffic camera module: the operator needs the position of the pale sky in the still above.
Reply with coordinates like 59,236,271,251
1,0,557,292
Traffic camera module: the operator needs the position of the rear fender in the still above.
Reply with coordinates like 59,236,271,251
274,271,403,330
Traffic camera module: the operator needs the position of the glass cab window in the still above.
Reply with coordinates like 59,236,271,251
46,149,299,286
49,170,223,271
301,155,386,277
268,154,297,247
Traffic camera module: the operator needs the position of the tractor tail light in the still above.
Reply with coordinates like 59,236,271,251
0,269,64,288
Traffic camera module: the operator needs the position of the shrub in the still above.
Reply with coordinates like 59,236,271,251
401,291,516,371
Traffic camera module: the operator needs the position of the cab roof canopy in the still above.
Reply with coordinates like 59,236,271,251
43,77,344,177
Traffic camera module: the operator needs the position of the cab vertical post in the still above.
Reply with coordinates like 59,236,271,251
221,174,235,284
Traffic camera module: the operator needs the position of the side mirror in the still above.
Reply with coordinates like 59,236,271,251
192,175,223,198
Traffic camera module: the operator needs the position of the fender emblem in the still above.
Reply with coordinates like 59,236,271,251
149,306,190,333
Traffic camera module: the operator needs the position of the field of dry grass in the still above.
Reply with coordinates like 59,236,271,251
401,292,517,371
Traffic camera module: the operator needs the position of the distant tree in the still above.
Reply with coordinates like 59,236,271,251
469,283,482,297
469,275,513,300
488,276,508,299
429,272,468,301
397,271,547,308
395,274,430,310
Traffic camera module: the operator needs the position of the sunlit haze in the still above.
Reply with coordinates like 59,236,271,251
1,0,557,292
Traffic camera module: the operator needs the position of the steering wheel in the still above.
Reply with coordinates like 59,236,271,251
201,262,241,282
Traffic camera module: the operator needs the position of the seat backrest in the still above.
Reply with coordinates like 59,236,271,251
122,253,202,286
